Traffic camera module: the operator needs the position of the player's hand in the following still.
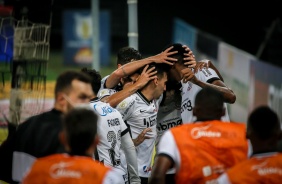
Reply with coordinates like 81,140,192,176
183,45,196,68
133,128,152,146
148,46,178,65
194,59,210,73
181,68,195,83
134,65,157,89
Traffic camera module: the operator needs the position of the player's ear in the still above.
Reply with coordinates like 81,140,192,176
154,77,159,85
57,92,66,106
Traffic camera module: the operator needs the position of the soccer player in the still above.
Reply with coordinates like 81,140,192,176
81,68,140,184
116,63,169,184
217,106,282,183
22,107,124,184
163,43,236,123
149,87,248,184
97,46,178,107
0,71,94,184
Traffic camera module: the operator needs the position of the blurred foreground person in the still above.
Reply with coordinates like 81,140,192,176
0,71,94,183
22,107,124,184
217,106,282,184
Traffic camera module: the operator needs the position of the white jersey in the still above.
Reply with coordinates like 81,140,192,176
156,101,182,147
116,91,160,178
89,98,128,182
156,100,182,174
97,75,121,99
181,68,230,123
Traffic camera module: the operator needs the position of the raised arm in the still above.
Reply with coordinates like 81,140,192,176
104,65,157,107
105,47,178,89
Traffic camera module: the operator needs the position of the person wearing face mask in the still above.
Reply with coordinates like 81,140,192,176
0,70,94,184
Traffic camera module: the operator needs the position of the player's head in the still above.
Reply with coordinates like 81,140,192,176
162,43,187,65
116,46,142,67
138,63,169,99
247,106,281,152
54,70,93,113
60,107,99,156
81,67,102,95
162,43,189,82
193,87,225,121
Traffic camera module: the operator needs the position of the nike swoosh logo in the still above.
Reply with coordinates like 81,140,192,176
140,110,146,113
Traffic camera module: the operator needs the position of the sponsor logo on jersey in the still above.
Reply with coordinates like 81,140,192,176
157,119,182,131
143,165,152,173
181,99,192,113
251,160,282,175
191,125,221,139
143,115,157,128
140,109,146,113
50,162,81,179
93,104,116,116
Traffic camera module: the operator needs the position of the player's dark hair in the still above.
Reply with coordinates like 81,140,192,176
247,106,280,140
162,43,188,65
62,108,98,156
195,87,224,120
117,46,142,65
54,70,92,98
81,67,101,95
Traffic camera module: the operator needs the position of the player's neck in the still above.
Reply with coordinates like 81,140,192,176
140,87,154,102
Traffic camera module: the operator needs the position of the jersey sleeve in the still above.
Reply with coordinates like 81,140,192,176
115,96,136,121
97,88,118,99
196,67,220,83
120,118,129,136
157,130,180,169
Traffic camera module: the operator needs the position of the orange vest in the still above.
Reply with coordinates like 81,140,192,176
22,154,111,184
227,152,282,183
170,120,248,184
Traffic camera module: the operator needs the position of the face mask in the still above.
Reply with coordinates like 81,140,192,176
63,94,91,110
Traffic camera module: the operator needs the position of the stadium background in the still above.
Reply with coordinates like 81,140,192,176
1,0,282,161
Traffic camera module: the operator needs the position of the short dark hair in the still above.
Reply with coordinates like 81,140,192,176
81,67,102,94
137,62,170,78
117,46,142,65
62,107,98,155
195,87,224,118
162,43,188,65
54,70,92,98
247,106,280,140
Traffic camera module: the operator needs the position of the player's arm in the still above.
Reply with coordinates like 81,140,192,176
120,128,140,184
105,65,157,107
191,74,236,104
149,155,173,184
105,46,178,89
149,130,176,184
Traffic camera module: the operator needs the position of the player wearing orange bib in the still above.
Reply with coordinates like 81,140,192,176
217,106,282,184
149,87,249,184
22,107,124,184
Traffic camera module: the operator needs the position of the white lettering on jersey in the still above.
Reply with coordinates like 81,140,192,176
191,125,221,139
50,162,81,179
